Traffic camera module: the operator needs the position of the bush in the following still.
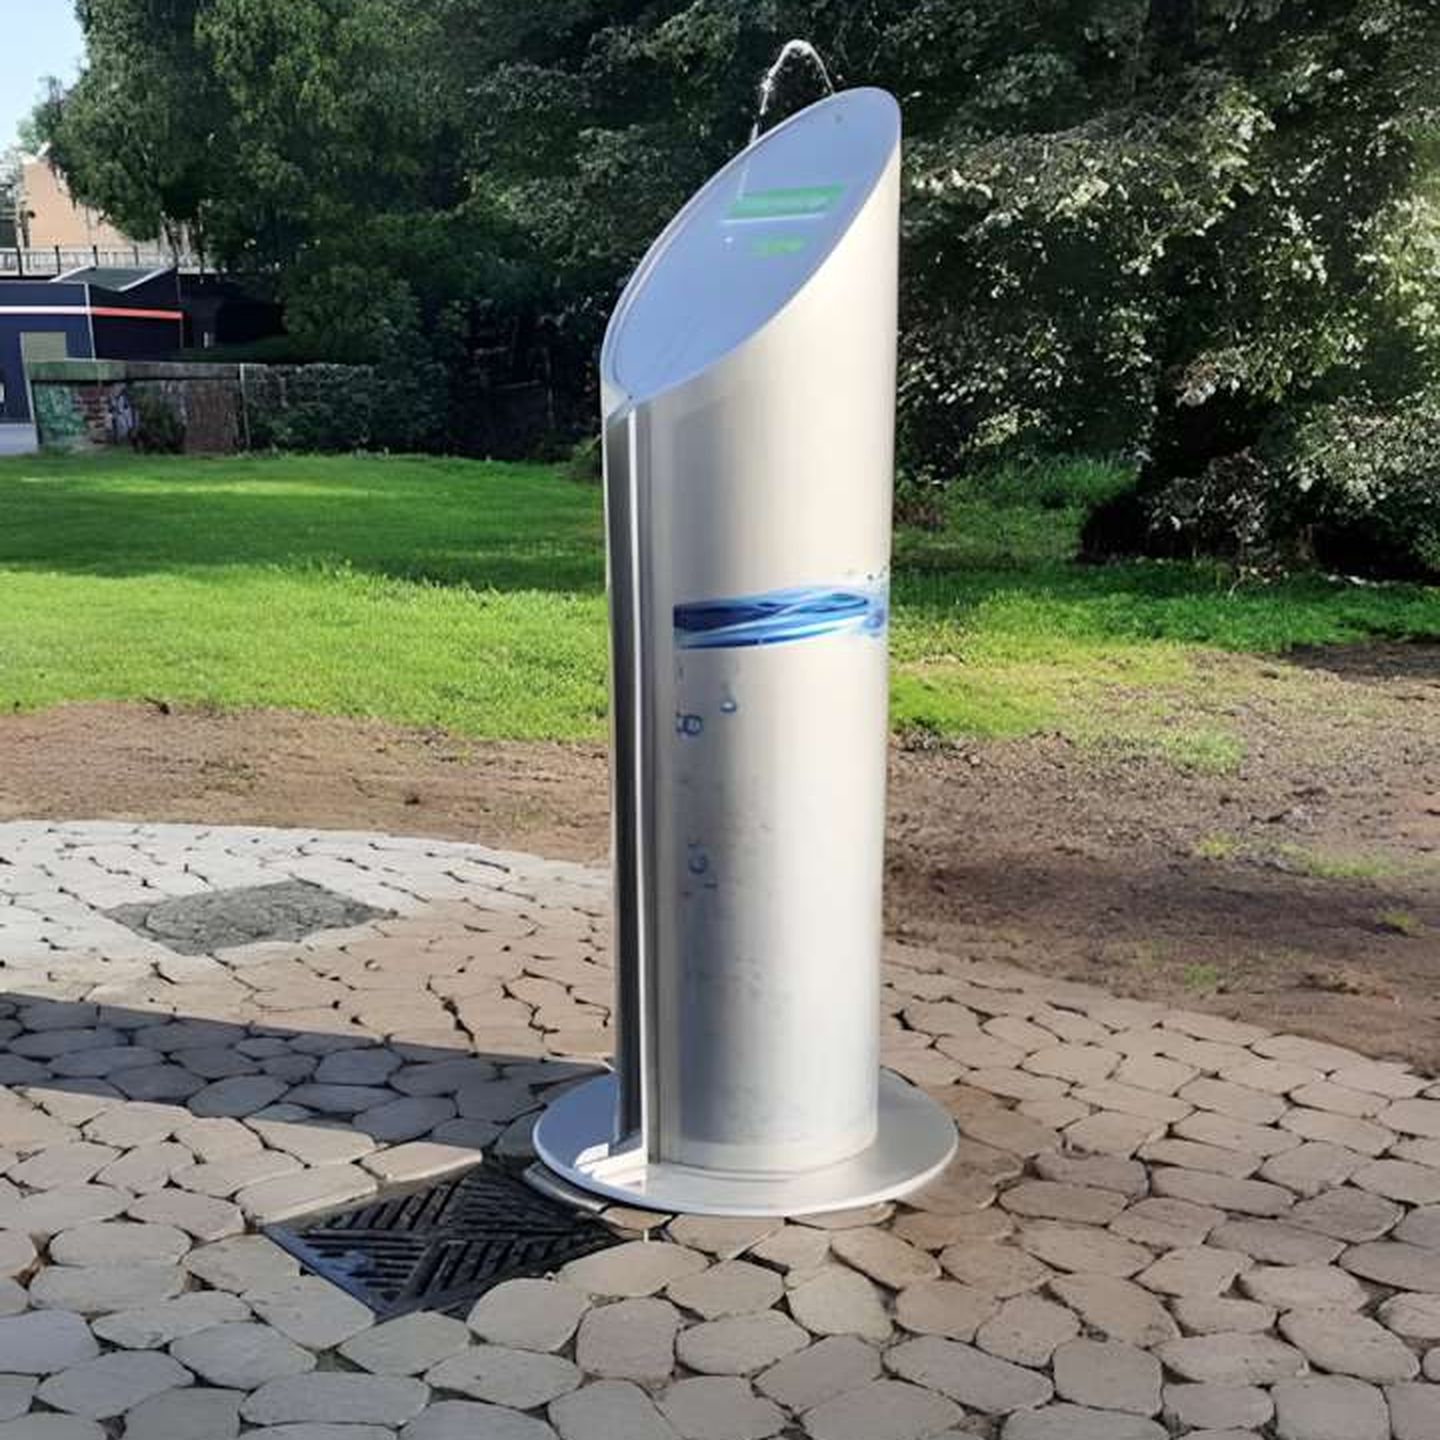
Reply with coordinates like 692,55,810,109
1084,389,1440,579
130,387,186,453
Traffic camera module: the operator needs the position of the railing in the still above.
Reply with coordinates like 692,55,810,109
0,245,203,278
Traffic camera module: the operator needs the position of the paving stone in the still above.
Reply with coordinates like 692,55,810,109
240,1374,431,1427
802,1377,963,1440
1207,1219,1343,1266
1289,1189,1402,1242
0,1377,33,1422
314,1048,402,1086
666,1262,783,1319
169,1320,315,1388
466,1279,588,1353
1281,1111,1395,1156
173,1149,303,1199
97,1143,194,1194
0,1415,105,1439
360,1142,477,1186
284,1085,397,1116
1239,1264,1368,1311
1162,1383,1272,1432
0,1233,36,1280
1220,1059,1318,1096
1064,1111,1167,1157
1380,1099,1440,1138
248,1115,379,1167
892,1209,1013,1251
1115,1054,1198,1095
1023,1044,1119,1085
404,1400,558,1440
1139,1139,1261,1178
548,1379,677,1440
1351,1158,1440,1205
1152,1167,1295,1216
827,1228,938,1291
1278,1309,1419,1382
1111,1196,1223,1248
92,1290,252,1348
8,1144,119,1190
787,1268,891,1342
665,1216,780,1261
1016,1222,1150,1277
235,1162,377,1223
1341,1240,1440,1292
677,1310,809,1376
342,1313,470,1375
755,1334,881,1411
1052,1338,1161,1415
34,1350,192,1419
1386,1381,1440,1440
122,1386,242,1440
894,1279,998,1341
111,1067,204,1103
951,1107,1058,1159
182,1234,299,1293
1261,1143,1366,1198
1378,1292,1440,1341
974,1294,1078,1366
574,1298,679,1382
1271,1376,1389,1440
50,1221,189,1267
426,1345,580,1408
0,1186,130,1239
248,1275,376,1349
187,1075,290,1118
657,1377,784,1440
0,1311,99,1373
999,1181,1127,1225
355,1097,455,1144
940,1240,1050,1297
560,1242,706,1298
1049,1274,1177,1346
1179,1078,1287,1125
29,1263,185,1315
884,1335,1053,1412
999,1405,1166,1440
1031,1153,1148,1196
1290,1082,1387,1119
1135,1245,1250,1297
1173,1114,1299,1157
1157,1333,1309,1384
748,1227,830,1274
1170,1295,1278,1335
1393,1204,1440,1250
128,1190,244,1242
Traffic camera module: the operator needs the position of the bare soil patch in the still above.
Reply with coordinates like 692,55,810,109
3,644,1439,1067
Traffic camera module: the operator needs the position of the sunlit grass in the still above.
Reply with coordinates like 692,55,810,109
2,448,1439,751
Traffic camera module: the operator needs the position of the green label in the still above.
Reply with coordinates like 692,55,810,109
727,184,842,220
751,235,807,258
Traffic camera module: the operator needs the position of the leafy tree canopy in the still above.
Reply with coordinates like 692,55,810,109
37,0,1440,508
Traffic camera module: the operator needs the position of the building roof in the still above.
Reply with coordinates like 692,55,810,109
52,266,176,291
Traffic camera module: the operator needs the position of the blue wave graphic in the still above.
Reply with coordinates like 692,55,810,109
674,582,888,650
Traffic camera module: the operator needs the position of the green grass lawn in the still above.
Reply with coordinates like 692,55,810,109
2,449,1439,755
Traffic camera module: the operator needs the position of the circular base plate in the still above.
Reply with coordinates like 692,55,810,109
532,1070,958,1217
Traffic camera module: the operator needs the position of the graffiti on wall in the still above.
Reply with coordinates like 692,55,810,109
32,385,87,448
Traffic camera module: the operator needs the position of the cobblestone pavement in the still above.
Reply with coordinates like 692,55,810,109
0,821,1437,1440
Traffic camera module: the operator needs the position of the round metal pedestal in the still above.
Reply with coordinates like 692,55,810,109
533,1070,958,1218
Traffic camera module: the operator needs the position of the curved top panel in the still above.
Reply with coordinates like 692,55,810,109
602,88,900,406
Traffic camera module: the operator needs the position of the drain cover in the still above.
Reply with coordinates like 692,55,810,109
263,1165,619,1319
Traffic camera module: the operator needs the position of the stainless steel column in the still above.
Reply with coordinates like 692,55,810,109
534,87,956,1215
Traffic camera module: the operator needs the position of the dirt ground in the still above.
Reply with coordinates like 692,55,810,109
4,642,1439,1067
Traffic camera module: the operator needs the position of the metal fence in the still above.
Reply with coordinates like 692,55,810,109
0,245,202,278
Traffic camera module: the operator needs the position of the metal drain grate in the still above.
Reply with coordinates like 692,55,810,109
263,1164,619,1319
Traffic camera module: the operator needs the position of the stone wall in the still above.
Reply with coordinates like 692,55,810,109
27,359,555,458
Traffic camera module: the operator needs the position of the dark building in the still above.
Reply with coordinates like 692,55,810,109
0,266,183,421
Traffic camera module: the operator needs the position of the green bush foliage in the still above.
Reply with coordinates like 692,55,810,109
129,387,186,454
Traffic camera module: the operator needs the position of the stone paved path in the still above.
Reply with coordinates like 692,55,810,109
0,820,1436,1439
